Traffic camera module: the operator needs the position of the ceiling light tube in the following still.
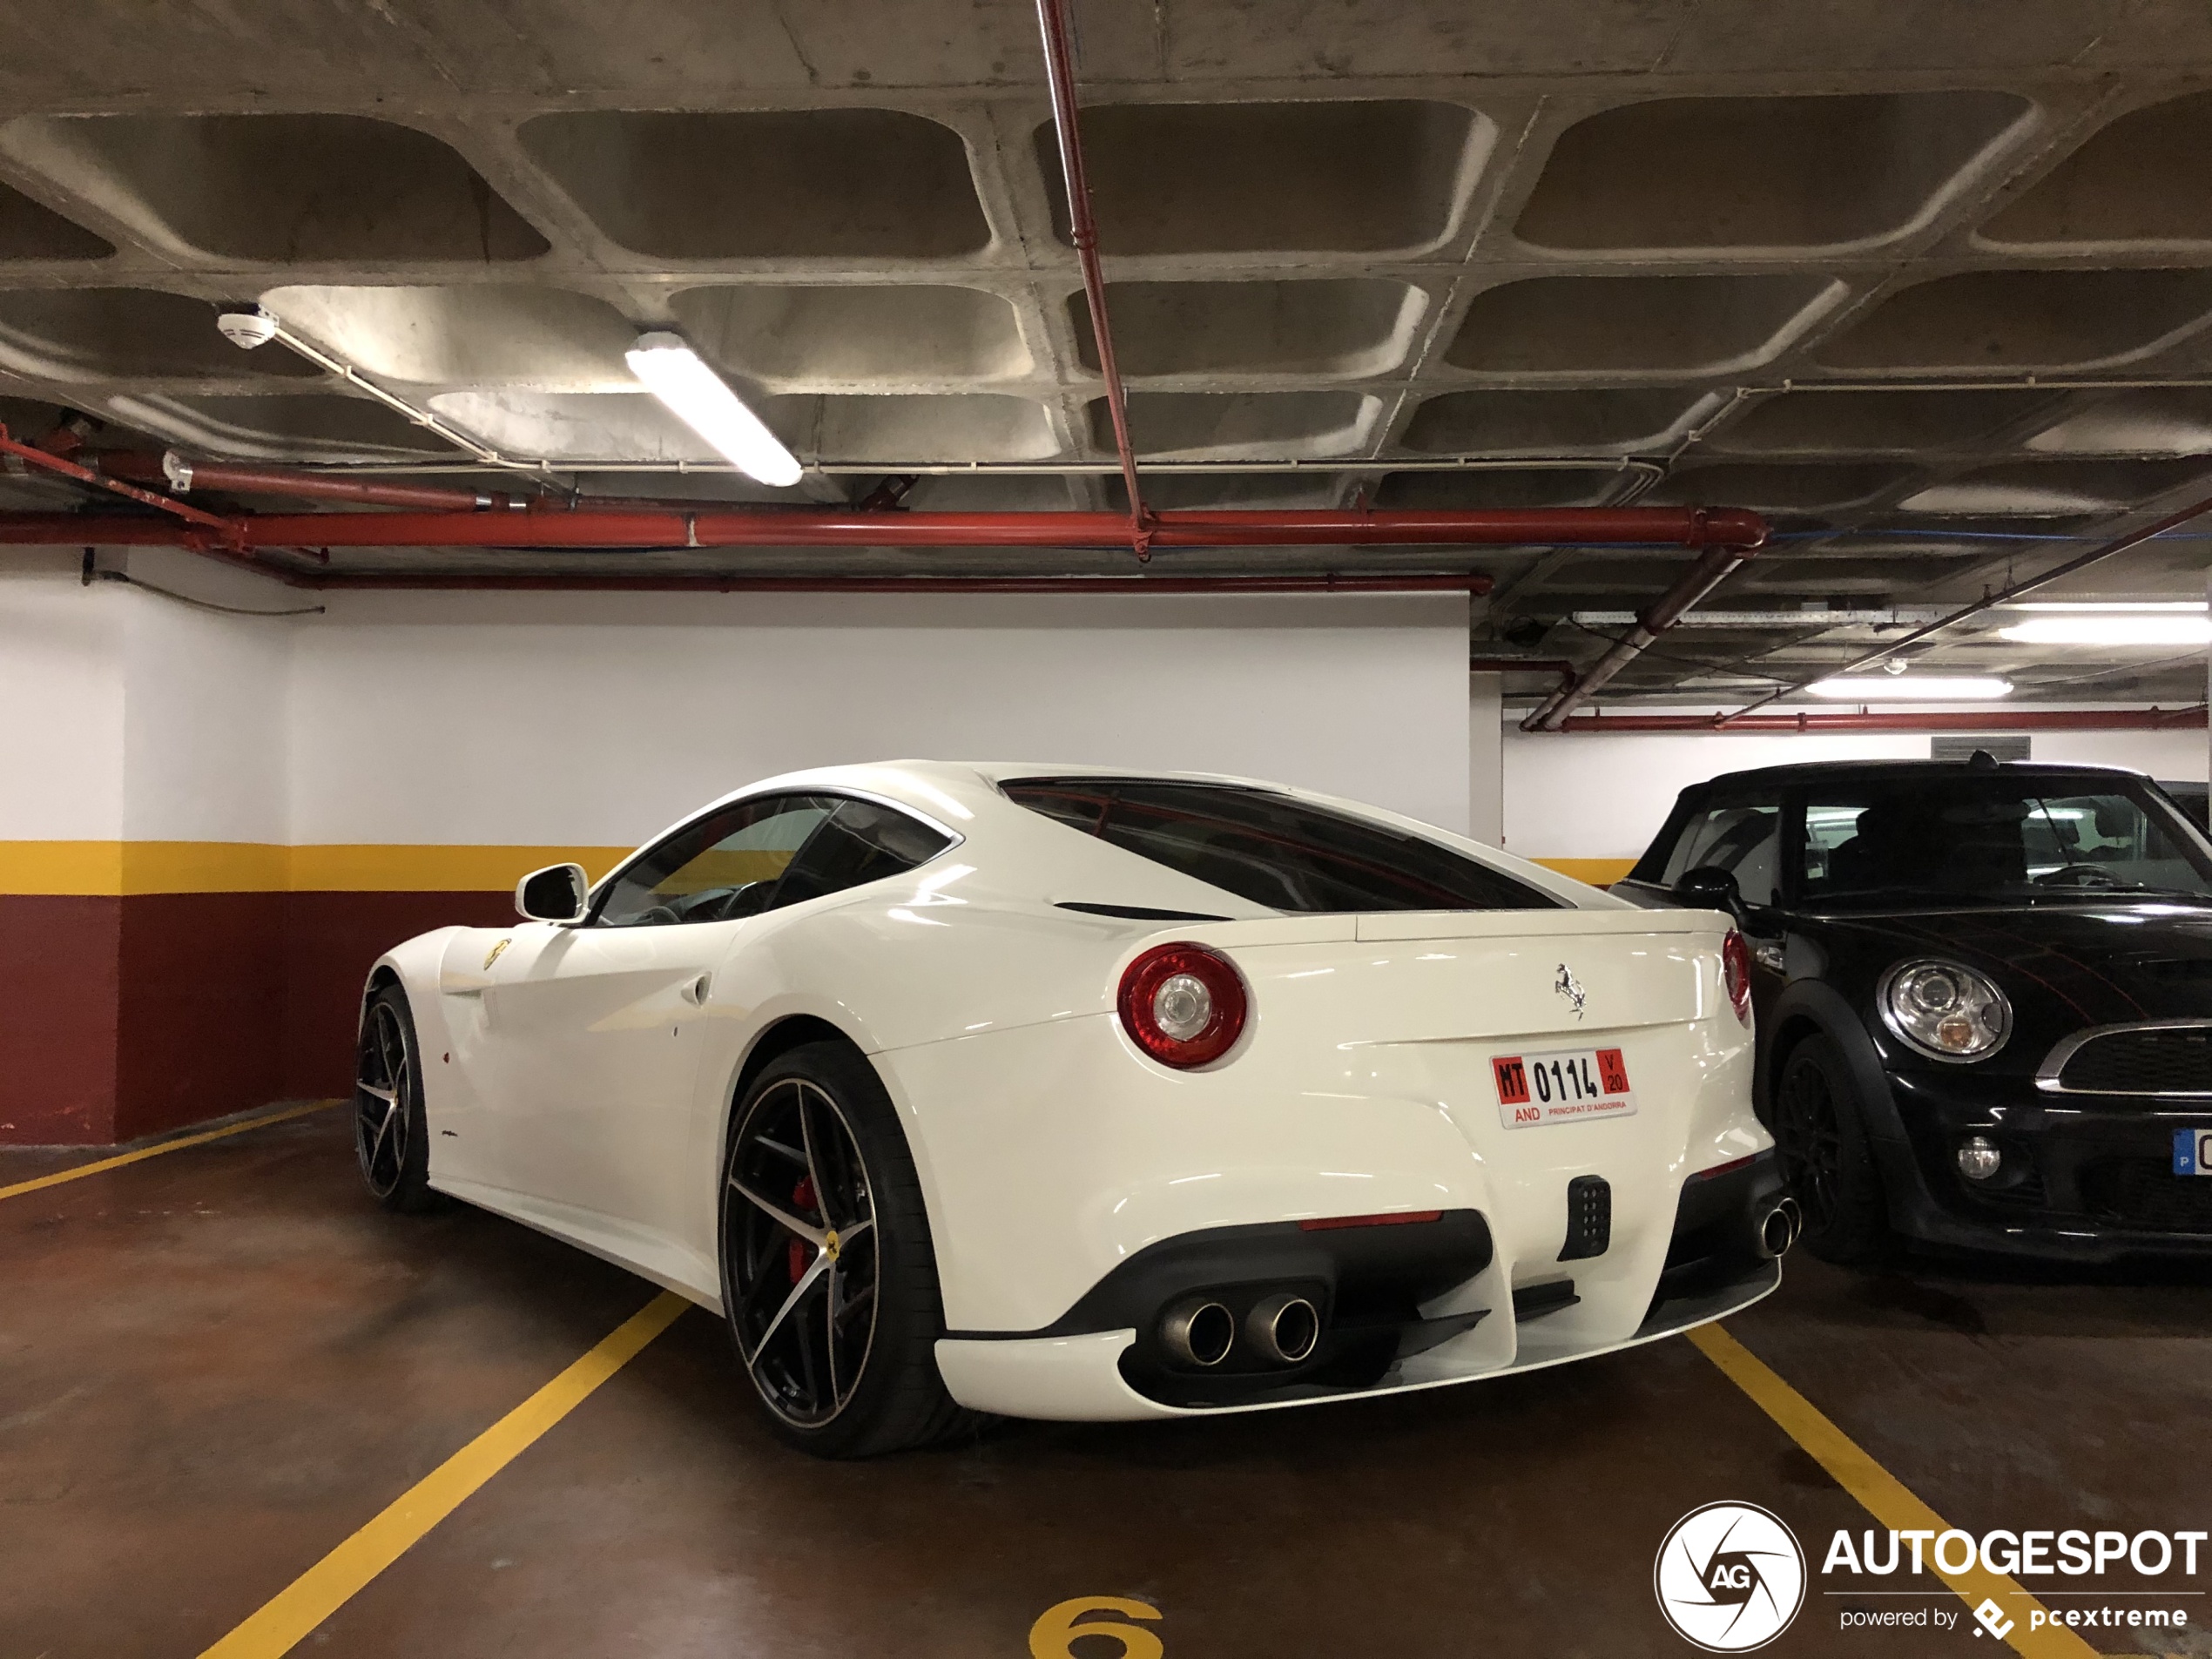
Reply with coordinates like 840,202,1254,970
1807,676,2013,700
1999,615,2212,645
624,333,801,488
2007,600,2207,612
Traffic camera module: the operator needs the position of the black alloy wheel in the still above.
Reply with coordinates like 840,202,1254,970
1772,1033,1887,1264
354,985,438,1212
718,1041,972,1458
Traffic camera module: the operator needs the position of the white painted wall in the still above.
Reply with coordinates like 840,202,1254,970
1469,673,1502,845
118,550,290,843
0,552,125,840
2,555,1473,849
288,589,1472,846
1502,718,2212,863
2032,729,2208,782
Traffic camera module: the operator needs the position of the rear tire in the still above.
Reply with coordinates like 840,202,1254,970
1772,1033,1888,1264
718,1041,974,1458
354,984,439,1213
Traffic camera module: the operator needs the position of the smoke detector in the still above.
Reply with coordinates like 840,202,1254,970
216,307,280,350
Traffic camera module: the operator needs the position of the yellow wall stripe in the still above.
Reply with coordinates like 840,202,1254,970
197,1291,688,1659
1529,856,1637,887
0,839,1634,898
289,845,631,895
0,841,631,897
0,840,126,894
0,1102,336,1203
1690,1325,2096,1658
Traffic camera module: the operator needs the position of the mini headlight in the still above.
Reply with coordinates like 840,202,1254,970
1878,958,2011,1062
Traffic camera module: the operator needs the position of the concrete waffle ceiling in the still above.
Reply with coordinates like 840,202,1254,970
4,1,2212,702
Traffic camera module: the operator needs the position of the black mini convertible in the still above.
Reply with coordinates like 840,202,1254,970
1617,757,2212,1264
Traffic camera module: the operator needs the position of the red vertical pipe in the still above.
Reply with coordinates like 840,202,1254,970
1035,0,1151,556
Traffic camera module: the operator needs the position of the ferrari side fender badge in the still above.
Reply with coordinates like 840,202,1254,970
483,938,510,971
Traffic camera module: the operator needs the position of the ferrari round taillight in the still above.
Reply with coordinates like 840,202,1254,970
1117,943,1248,1069
1722,929,1753,1026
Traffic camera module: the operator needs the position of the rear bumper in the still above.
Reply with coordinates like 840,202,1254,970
932,1163,1790,1421
1875,1071,2212,1260
934,1258,1780,1420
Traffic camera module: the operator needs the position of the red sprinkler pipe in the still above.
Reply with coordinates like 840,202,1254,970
92,452,504,513
1557,707,2209,733
1522,527,1768,732
1035,0,1151,557
0,429,241,542
314,572,1495,595
0,503,1770,552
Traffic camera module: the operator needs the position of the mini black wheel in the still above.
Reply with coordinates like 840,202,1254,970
718,1041,972,1458
354,984,439,1213
1773,1033,1888,1264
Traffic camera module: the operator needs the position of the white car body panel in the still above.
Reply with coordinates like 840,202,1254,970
366,759,1777,1420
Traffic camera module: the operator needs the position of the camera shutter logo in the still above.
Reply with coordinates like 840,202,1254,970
1654,1501,1806,1652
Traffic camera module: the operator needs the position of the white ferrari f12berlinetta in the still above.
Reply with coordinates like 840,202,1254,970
355,762,1793,1456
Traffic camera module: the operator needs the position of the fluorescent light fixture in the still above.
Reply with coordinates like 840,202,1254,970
624,332,800,487
1807,676,2013,700
2000,614,2212,645
2007,600,2206,611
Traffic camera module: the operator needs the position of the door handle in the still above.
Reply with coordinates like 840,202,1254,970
682,973,711,1005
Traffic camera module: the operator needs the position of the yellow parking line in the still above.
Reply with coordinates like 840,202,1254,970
199,1289,689,1659
0,1101,339,1203
1690,1324,2097,1658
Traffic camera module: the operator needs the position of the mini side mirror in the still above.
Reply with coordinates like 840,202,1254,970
1674,864,1744,921
516,862,590,924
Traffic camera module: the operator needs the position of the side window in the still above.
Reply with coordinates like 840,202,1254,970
596,795,835,927
1661,800,1782,907
769,798,954,909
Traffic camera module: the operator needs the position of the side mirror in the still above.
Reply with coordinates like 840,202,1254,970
1674,864,1744,921
516,862,590,924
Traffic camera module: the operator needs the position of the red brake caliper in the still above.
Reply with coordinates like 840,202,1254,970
788,1175,817,1284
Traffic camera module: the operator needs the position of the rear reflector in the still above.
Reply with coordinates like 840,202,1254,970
1298,1210,1444,1231
1689,1153,1758,1182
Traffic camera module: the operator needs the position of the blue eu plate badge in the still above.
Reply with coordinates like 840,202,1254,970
2177,1128,2212,1177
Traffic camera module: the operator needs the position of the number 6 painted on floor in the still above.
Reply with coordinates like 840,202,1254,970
1028,1595,1164,1659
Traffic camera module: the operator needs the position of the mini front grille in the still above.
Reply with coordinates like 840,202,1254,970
1558,1174,1611,1261
2054,1026,2212,1095
2080,1157,2212,1233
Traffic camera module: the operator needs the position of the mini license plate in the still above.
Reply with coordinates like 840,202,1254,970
2175,1127,2212,1177
1493,1047,1635,1129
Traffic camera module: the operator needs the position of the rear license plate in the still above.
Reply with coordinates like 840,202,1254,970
1493,1047,1635,1129
2175,1128,2212,1176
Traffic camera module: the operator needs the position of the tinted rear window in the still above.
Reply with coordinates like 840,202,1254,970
1001,778,1559,914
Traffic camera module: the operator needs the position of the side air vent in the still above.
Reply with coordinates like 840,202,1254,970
1558,1174,1613,1261
1055,901,1232,921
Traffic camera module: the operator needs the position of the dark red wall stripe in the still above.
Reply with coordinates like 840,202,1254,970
0,896,123,1143
3,890,514,1146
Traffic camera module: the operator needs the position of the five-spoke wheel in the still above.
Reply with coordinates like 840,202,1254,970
725,1076,881,1428
354,985,436,1212
718,1041,971,1457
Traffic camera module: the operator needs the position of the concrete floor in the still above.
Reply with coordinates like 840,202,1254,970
3,1107,2208,1658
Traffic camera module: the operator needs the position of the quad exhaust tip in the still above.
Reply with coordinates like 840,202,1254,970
1244,1292,1321,1365
1757,1197,1803,1259
1160,1298,1236,1367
